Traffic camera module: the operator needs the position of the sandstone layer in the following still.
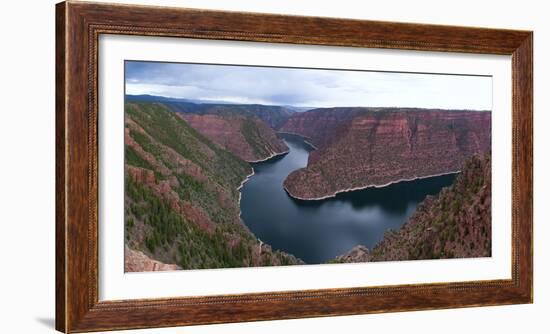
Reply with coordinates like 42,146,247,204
165,101,294,129
280,108,491,200
180,114,288,162
126,95,295,129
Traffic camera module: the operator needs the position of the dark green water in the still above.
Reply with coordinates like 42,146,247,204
240,134,456,264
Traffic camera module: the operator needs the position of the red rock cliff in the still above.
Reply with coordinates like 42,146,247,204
333,155,491,262
281,108,491,200
278,107,362,148
181,114,288,162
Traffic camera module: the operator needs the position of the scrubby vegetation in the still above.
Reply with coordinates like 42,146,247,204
127,102,250,193
331,154,491,264
162,101,293,129
240,118,274,158
369,154,492,261
126,177,258,269
124,102,302,270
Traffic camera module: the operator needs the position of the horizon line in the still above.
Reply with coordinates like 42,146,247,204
124,94,492,112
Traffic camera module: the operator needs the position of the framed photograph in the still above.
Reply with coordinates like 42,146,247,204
56,1,532,332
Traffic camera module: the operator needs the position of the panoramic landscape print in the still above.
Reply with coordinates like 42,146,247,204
123,61,492,272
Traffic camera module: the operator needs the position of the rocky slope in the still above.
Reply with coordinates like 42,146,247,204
124,102,302,271
334,245,371,263
124,246,181,272
126,95,295,128
209,104,293,129
180,114,288,162
334,155,491,262
278,107,363,148
281,108,491,200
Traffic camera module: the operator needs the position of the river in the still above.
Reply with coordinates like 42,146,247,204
239,134,456,264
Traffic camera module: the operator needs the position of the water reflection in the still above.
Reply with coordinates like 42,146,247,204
240,134,456,264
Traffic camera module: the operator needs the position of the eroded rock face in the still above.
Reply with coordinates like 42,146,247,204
368,155,492,261
124,102,303,271
335,245,371,263
165,101,294,129
280,108,491,200
125,246,180,272
180,114,288,162
278,107,362,148
331,155,491,263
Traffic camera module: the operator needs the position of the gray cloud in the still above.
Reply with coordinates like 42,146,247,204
125,61,492,110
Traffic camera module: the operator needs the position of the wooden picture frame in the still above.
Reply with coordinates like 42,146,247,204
56,1,533,332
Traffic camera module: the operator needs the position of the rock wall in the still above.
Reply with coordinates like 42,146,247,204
281,108,491,200
181,114,288,162
333,155,491,262
124,246,181,272
124,102,303,271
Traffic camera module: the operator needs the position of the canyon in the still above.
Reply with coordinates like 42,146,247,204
334,154,491,262
126,95,294,129
180,113,288,162
124,102,302,271
123,96,492,268
240,134,460,264
279,108,491,200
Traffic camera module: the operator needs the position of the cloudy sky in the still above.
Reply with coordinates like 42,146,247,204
125,61,492,110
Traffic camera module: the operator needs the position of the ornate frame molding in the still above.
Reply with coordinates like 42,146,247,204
56,1,532,332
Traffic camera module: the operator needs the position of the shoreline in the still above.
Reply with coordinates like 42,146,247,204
283,170,461,201
237,143,295,223
237,169,255,221
236,157,306,264
245,148,289,163
236,147,290,219
276,131,318,150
